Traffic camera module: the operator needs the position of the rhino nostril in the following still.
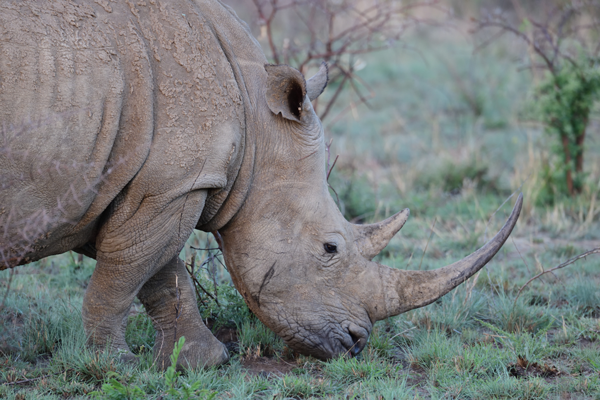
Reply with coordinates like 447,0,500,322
348,331,367,356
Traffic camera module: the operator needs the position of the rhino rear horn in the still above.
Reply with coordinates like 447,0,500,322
354,208,409,260
265,64,307,122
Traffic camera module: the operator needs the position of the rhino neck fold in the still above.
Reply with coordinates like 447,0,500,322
194,0,267,232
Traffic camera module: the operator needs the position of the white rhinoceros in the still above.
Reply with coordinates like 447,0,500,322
0,0,522,368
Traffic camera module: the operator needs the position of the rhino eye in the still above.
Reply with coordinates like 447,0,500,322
324,243,337,254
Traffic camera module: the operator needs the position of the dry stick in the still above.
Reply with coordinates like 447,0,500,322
389,326,417,341
187,266,217,304
325,138,341,206
320,73,349,120
201,253,223,305
212,230,224,252
214,255,228,273
188,246,223,306
206,248,220,305
514,248,600,305
328,184,341,208
173,274,181,346
417,218,437,271
185,258,206,306
326,155,339,181
533,252,559,281
325,138,333,172
342,340,359,358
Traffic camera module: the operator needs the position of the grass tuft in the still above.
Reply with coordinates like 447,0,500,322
237,318,284,358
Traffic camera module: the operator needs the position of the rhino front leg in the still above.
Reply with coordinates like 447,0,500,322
82,261,139,362
81,189,227,368
138,257,229,369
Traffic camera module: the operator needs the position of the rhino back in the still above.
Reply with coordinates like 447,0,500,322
0,0,246,267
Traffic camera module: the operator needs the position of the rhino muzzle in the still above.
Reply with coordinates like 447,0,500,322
275,316,371,360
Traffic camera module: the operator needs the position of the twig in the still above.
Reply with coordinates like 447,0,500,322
320,72,349,120
206,254,220,304
324,138,341,206
389,326,417,340
342,341,358,358
514,248,600,304
187,261,219,305
327,155,339,181
328,184,341,208
188,271,215,304
214,255,228,273
325,138,333,171
212,230,224,252
173,274,181,345
185,258,206,306
417,218,437,271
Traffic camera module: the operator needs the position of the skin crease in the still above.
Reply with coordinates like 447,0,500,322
0,0,522,368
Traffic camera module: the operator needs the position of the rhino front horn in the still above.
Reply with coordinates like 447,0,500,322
353,208,410,260
370,193,523,321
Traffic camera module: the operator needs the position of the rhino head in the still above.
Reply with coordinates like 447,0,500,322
216,63,522,360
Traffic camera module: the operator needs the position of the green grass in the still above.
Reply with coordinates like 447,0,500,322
237,318,284,358
2,22,600,400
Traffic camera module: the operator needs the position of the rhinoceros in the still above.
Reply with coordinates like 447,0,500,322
0,0,522,368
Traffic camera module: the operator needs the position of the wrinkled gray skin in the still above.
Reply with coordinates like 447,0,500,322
0,0,522,368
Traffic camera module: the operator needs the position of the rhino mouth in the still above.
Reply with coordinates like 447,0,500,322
280,321,371,360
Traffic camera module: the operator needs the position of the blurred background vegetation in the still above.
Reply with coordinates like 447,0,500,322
225,0,600,217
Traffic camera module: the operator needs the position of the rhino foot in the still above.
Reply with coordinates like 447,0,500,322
153,334,229,370
139,257,230,369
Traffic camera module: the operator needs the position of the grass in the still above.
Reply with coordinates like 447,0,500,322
1,18,600,400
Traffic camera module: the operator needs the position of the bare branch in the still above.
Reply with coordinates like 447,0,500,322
327,154,339,181
514,248,600,305
245,0,444,121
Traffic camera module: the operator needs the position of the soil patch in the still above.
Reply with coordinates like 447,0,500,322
578,337,598,348
214,326,238,344
507,356,562,380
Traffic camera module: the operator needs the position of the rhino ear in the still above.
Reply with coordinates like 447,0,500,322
307,62,328,101
265,64,307,122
